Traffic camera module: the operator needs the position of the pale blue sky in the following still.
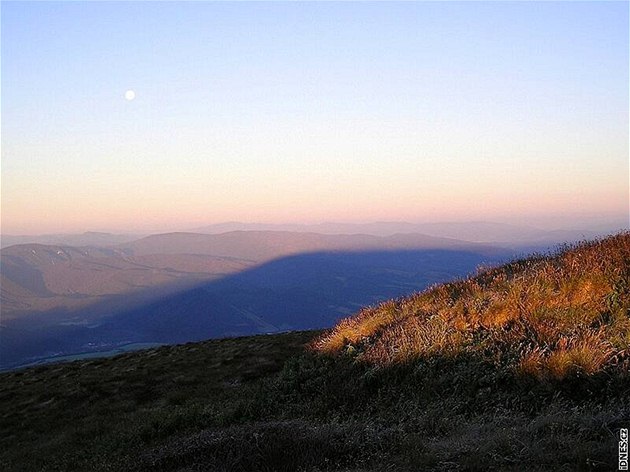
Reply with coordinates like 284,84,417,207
2,1,628,233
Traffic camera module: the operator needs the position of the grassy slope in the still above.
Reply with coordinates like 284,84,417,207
0,332,317,471
1,234,629,471
316,233,630,378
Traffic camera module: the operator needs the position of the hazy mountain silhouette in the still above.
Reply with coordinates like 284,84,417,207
118,230,502,260
0,231,140,249
190,221,612,245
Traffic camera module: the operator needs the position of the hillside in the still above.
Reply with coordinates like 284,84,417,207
0,234,628,471
0,244,251,318
0,232,139,249
316,232,630,379
0,331,318,471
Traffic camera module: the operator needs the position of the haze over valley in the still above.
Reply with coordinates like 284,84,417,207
2,227,511,369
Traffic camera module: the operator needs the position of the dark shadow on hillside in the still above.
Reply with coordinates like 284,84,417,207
1,248,508,369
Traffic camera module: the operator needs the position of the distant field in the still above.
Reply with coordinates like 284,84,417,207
8,342,166,371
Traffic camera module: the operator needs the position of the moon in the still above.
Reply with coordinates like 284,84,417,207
124,90,136,101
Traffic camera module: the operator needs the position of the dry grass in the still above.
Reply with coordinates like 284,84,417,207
314,233,630,380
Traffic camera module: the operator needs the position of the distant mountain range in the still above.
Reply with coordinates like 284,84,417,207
3,219,625,249
0,231,140,249
191,220,621,246
1,230,512,369
119,230,504,259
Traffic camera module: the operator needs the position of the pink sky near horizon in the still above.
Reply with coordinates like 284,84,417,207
3,187,627,235
2,2,628,235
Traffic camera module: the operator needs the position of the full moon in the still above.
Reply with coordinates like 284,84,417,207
124,90,136,101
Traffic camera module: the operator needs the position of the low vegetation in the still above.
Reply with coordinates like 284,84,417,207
0,234,628,471
0,332,317,471
316,233,630,380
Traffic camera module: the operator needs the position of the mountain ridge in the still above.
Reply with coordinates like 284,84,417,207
118,230,496,261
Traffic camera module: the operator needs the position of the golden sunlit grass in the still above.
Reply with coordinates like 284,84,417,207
314,233,630,380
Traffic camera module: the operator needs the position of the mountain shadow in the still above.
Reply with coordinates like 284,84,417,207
1,248,507,369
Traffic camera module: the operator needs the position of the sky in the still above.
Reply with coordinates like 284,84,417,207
1,1,628,234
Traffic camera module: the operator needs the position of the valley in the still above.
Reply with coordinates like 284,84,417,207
1,230,510,369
